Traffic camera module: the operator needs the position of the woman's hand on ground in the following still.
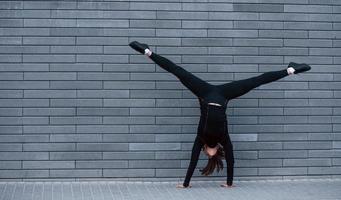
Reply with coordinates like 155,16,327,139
176,183,192,188
220,183,235,188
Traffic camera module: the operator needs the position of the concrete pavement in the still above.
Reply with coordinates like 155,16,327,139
1,178,340,200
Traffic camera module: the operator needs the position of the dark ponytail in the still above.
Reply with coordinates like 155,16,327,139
200,144,225,176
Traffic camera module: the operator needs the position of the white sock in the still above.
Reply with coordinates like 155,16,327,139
287,67,295,75
144,49,152,56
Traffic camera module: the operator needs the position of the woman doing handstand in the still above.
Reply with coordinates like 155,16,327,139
129,41,311,188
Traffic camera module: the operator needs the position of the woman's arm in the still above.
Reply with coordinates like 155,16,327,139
182,136,204,187
220,135,235,186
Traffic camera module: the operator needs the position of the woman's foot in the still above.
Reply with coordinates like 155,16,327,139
287,62,311,74
129,41,151,56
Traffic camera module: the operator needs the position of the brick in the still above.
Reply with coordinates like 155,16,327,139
182,38,232,46
234,142,282,150
50,170,102,177
0,28,50,36
0,117,47,125
283,142,332,150
76,161,127,169
259,167,307,176
24,19,76,27
183,20,232,29
104,11,156,19
77,20,128,28
50,63,101,72
76,125,128,134
23,161,75,169
308,166,341,175
130,20,181,28
0,144,21,151
234,21,283,29
50,134,102,142
76,55,128,63
104,169,154,177
103,152,154,160
285,90,333,98
51,46,102,54
23,143,76,151
24,90,76,98
209,12,259,20
130,2,181,11
130,108,181,116
284,124,332,133
259,30,308,38
157,11,208,20
77,2,129,10
50,81,102,89
23,1,77,9
0,152,48,160
259,133,308,141
0,108,22,116
50,99,102,107
0,46,48,54
77,108,129,116
0,135,49,143
0,55,22,63
284,5,332,13
183,3,233,11
103,134,154,143
23,125,75,134
0,170,49,178
0,63,48,71
0,161,21,169
309,150,341,158
50,152,102,160
76,37,127,45
235,56,283,64
283,158,331,167
0,99,49,107
232,124,283,133
260,47,308,56
260,150,308,158
209,47,258,55
129,160,180,168
208,30,258,38
0,1,23,9
0,37,21,45
103,117,155,125
233,3,284,12
0,19,23,27
130,90,182,98
129,143,181,151
76,143,128,152
23,55,75,63
259,116,308,124
0,10,50,18
284,39,332,47
23,37,75,45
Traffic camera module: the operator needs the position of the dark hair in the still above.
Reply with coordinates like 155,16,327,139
200,144,225,176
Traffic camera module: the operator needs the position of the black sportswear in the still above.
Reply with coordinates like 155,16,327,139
129,41,310,188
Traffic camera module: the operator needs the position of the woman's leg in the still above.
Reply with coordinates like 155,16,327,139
149,52,212,98
218,69,289,100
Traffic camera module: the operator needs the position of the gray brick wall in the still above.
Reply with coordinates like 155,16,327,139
0,0,340,181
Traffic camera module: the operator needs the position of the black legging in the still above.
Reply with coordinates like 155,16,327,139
149,52,288,187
